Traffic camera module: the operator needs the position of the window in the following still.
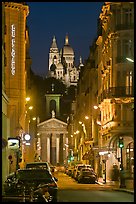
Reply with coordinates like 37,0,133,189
123,8,132,25
126,142,134,177
122,39,131,57
126,71,133,94
115,9,121,25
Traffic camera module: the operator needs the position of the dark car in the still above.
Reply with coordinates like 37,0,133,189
25,162,51,171
3,172,20,196
77,168,97,184
3,168,58,202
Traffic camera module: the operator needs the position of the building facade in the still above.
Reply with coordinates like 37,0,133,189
47,34,84,87
36,88,68,165
2,2,32,173
68,2,134,187
2,2,10,195
68,39,99,169
97,1,134,182
37,112,68,165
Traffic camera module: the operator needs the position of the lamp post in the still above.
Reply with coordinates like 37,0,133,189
126,57,134,63
119,137,126,188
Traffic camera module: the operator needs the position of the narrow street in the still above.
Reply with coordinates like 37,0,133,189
55,172,116,190
55,172,134,202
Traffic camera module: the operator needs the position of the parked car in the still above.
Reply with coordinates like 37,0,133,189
67,167,73,177
3,172,20,196
50,165,57,173
74,164,86,180
25,161,51,172
4,168,58,202
77,167,97,184
64,166,69,174
55,165,65,172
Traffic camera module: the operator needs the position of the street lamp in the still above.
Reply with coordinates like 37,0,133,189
93,105,99,110
32,117,36,121
26,97,30,102
126,57,134,63
118,137,126,188
24,133,31,146
96,120,101,126
28,106,33,110
85,116,89,120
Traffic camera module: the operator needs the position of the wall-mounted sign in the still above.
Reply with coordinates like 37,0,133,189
11,24,16,76
8,138,20,149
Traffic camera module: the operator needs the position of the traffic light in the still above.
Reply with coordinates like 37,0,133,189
118,137,124,148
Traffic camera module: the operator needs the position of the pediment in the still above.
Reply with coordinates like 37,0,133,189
37,118,67,132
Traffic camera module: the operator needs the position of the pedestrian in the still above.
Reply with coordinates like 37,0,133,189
111,164,120,181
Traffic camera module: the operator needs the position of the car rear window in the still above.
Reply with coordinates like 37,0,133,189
78,165,85,171
17,169,52,182
26,163,48,170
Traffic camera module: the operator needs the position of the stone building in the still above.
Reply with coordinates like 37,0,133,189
2,2,10,195
47,34,84,87
37,110,68,165
2,2,31,173
97,2,134,182
68,39,99,168
37,92,68,165
68,2,134,187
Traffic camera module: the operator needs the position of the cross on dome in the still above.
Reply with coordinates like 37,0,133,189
65,33,69,45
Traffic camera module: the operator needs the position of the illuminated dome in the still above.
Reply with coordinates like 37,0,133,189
61,34,74,55
63,45,74,55
57,62,63,69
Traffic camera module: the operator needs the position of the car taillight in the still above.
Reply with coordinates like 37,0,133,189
48,182,57,187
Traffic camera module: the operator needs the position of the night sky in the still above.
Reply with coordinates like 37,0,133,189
26,2,104,76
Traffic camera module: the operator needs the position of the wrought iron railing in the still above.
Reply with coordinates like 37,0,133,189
98,86,134,103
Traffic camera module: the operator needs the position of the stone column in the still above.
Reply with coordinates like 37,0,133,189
59,133,63,165
50,133,56,165
47,135,50,163
41,134,47,162
56,135,60,164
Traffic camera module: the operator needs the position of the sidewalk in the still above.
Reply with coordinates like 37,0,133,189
97,177,134,194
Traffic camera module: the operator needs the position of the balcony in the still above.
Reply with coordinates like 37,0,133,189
98,86,134,103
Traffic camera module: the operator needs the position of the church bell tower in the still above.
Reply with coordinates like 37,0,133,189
45,83,62,119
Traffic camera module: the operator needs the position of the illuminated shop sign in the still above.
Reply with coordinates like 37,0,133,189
11,24,16,75
8,138,20,149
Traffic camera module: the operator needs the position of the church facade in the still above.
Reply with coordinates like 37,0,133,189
37,111,68,165
47,34,84,87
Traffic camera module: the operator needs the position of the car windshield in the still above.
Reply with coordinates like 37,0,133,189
17,169,52,182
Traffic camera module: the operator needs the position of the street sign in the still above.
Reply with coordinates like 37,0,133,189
8,138,20,149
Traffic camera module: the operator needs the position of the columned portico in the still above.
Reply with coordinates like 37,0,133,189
37,117,68,165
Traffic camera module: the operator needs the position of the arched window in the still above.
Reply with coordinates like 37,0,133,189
50,100,56,114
